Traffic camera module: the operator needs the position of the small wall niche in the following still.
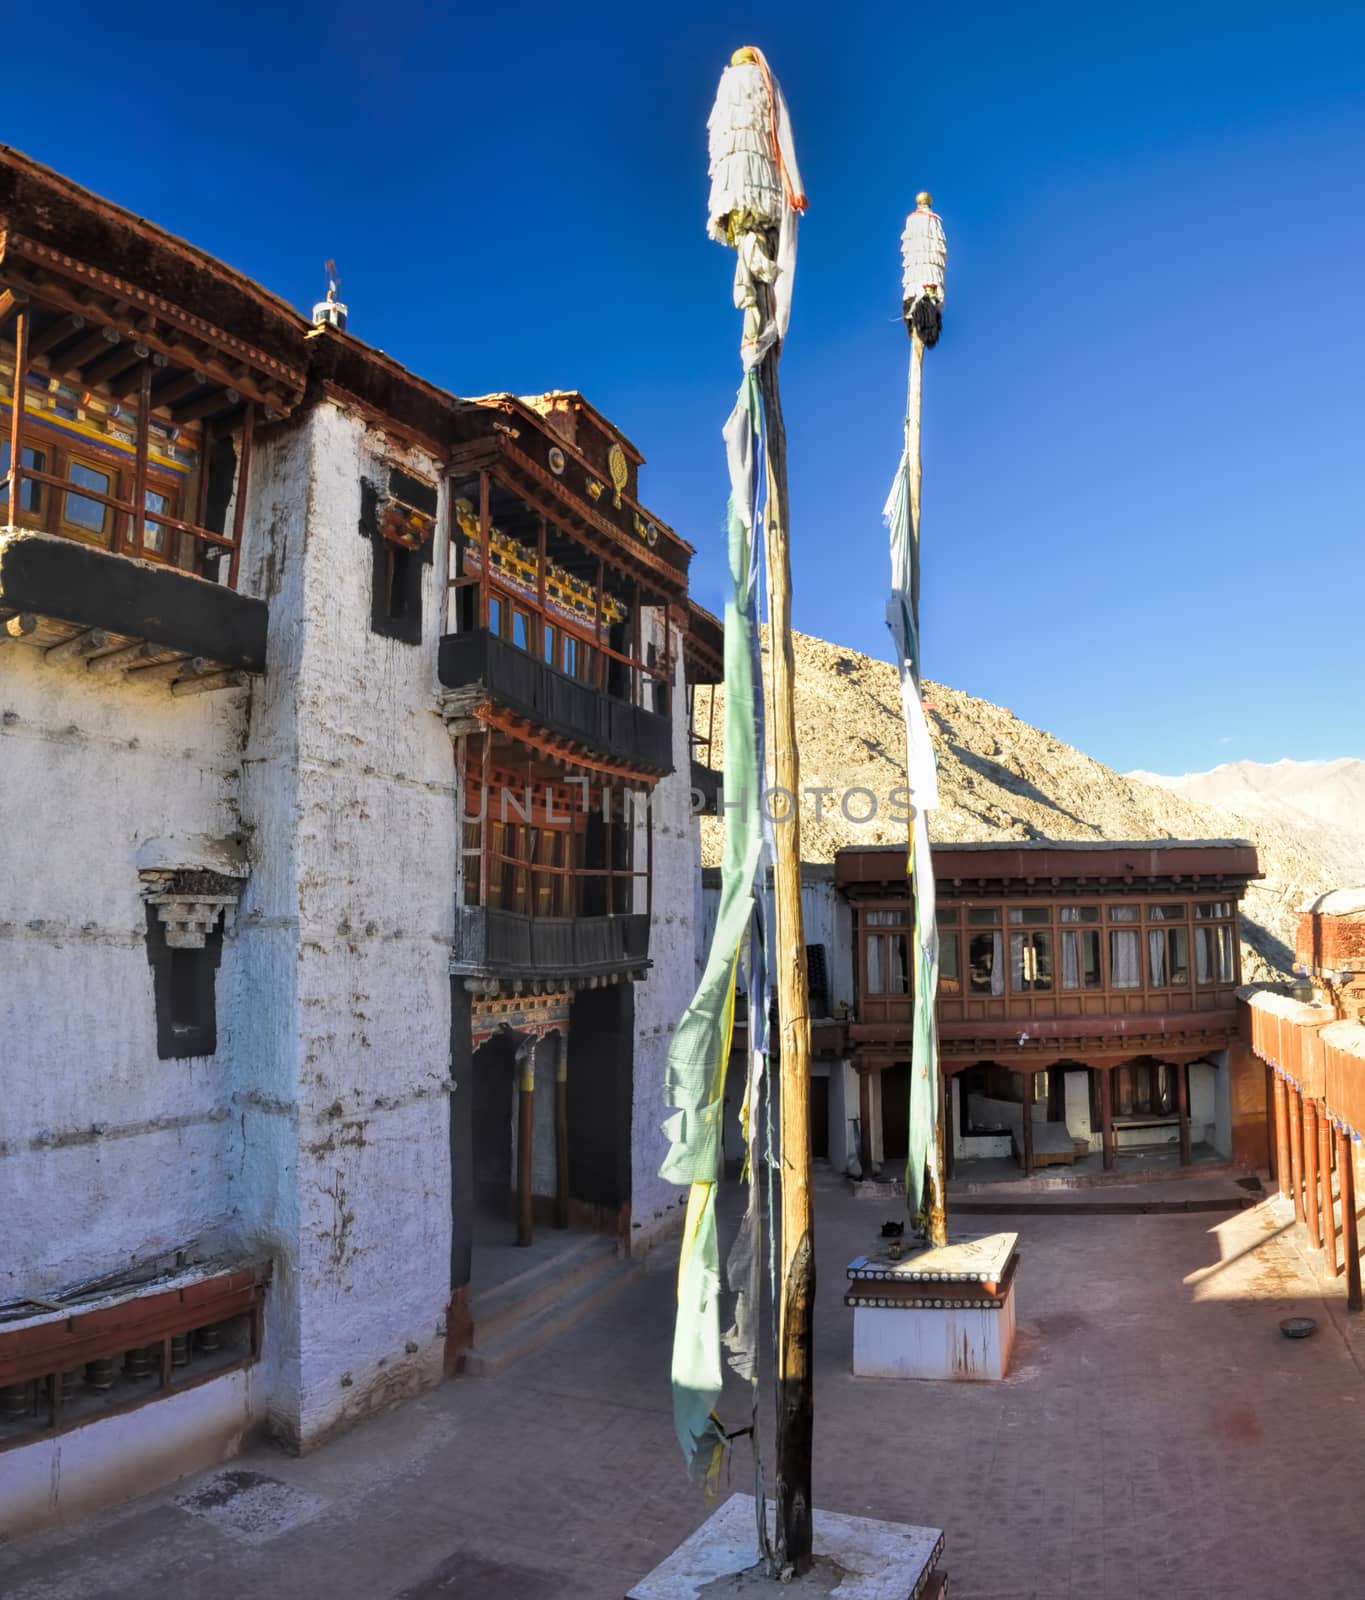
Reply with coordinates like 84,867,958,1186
140,868,241,1060
360,466,438,645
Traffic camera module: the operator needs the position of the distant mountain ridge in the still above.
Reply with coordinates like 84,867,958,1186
1128,758,1365,885
699,633,1357,982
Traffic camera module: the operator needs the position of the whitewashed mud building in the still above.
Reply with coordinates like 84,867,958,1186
0,146,710,1533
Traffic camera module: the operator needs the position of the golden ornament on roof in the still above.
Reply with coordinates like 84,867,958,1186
608,442,628,508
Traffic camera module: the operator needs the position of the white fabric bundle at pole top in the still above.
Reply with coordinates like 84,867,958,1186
706,47,807,368
901,198,947,314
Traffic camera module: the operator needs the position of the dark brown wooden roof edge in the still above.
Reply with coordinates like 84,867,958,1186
454,393,695,558
519,390,645,464
685,599,724,682
0,144,310,368
306,324,461,454
834,838,1263,888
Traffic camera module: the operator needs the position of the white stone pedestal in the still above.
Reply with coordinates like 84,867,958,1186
628,1493,945,1598
846,1232,1018,1382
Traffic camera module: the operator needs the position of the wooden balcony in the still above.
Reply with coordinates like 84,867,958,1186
0,527,266,686
452,905,650,984
438,628,672,775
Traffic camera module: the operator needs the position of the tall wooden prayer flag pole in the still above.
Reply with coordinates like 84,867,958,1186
892,193,949,1248
710,46,814,1577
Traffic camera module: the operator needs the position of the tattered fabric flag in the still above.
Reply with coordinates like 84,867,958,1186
660,375,766,1482
883,375,942,1224
661,45,804,1493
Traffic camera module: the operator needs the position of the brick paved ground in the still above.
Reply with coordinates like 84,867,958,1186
3,1172,1364,1599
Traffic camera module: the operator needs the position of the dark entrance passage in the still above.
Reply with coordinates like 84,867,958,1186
881,1062,911,1161
471,1031,516,1221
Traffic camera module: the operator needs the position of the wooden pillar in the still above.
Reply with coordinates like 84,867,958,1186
1273,1074,1290,1197
7,308,28,515
758,302,815,1583
859,1069,873,1179
130,360,151,558
226,402,253,589
477,469,491,630
1176,1060,1192,1167
554,1032,570,1229
1338,1127,1361,1313
1020,1078,1035,1175
536,513,548,659
1303,1100,1321,1249
1099,1065,1115,1172
516,1038,535,1248
1288,1085,1305,1223
1321,1112,1338,1277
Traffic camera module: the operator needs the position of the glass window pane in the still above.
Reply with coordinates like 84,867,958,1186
1,442,46,513
64,460,111,533
1167,927,1189,985
866,936,884,994
544,623,555,663
1011,931,1053,992
1008,907,1049,925
1109,904,1139,922
939,932,961,995
1061,929,1102,989
143,487,170,554
1148,904,1187,921
969,930,1004,995
967,908,1000,926
512,610,529,649
936,906,960,926
1110,929,1141,987
890,935,909,994
1148,927,1167,985
562,634,577,675
487,595,502,636
1059,905,1099,923
1195,900,1233,919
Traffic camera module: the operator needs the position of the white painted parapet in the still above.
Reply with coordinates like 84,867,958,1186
847,1231,1019,1382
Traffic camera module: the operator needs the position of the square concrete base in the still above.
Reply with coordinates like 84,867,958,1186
846,1232,1019,1382
628,1492,944,1598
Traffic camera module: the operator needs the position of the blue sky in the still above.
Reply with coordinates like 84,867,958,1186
15,1,1362,774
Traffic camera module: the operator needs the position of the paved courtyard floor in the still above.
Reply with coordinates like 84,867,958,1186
4,1170,1365,1599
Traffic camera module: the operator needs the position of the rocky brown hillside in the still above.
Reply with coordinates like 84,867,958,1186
698,631,1345,981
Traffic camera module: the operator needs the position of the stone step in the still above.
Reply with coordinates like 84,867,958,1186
468,1234,622,1347
462,1255,642,1377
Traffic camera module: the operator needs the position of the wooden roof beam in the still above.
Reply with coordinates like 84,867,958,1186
55,324,120,373
172,386,239,424
27,311,85,357
80,339,148,388
106,350,168,399
0,285,29,329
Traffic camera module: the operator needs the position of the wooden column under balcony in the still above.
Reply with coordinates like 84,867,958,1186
1321,1113,1338,1277
1288,1085,1305,1224
554,1032,570,1230
1020,1081,1035,1176
1273,1074,1290,1197
1176,1060,1191,1167
516,1037,535,1249
1338,1126,1361,1314
1099,1065,1115,1172
1304,1099,1321,1249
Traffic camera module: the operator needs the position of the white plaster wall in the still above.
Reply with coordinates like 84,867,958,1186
697,871,851,1017
1064,1069,1097,1150
226,404,455,1448
0,594,246,1300
630,614,700,1250
1191,1059,1220,1151
0,1366,262,1539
